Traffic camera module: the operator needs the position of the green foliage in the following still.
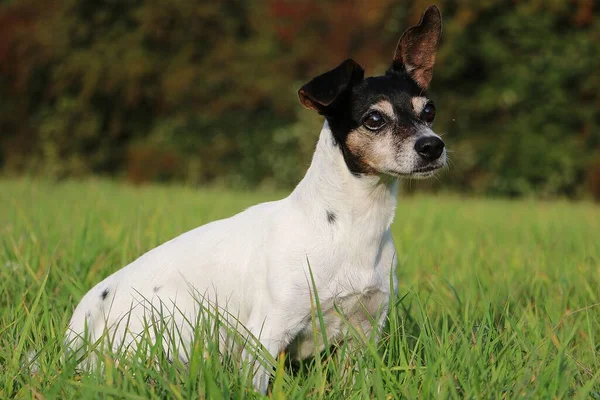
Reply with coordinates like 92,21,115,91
0,1,599,197
1,179,599,397
434,1,600,197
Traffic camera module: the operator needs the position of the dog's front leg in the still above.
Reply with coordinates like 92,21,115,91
247,337,281,394
242,315,293,394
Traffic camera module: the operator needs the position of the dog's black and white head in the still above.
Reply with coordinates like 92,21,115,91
299,5,446,179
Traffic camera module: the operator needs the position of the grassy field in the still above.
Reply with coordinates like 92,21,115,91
1,178,599,399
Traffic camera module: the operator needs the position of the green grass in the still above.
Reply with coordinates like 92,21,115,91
1,178,599,399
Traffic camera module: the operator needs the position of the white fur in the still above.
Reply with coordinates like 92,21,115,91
66,122,400,393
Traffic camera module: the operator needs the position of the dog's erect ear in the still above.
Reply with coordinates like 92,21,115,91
392,5,442,89
298,59,364,114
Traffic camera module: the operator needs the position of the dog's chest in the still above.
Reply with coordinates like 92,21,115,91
283,225,396,360
286,287,388,360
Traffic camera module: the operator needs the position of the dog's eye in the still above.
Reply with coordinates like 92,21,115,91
363,111,386,131
421,102,436,123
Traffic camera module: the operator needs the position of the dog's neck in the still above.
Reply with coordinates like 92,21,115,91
291,122,398,241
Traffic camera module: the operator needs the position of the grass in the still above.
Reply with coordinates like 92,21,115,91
1,178,599,399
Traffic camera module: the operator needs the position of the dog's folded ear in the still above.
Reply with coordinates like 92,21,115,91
298,59,364,115
391,5,442,89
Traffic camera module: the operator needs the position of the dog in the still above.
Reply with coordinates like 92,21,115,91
66,5,446,393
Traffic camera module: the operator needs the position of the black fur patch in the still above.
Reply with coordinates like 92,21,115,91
326,210,336,224
153,286,162,293
100,288,109,300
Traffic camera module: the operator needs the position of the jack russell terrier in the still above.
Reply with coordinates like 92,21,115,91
66,5,446,394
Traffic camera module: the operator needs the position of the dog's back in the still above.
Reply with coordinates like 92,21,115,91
66,199,287,358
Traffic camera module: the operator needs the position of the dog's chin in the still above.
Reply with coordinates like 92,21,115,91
408,164,443,179
385,163,444,179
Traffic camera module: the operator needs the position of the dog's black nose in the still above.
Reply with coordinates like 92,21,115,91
414,136,445,161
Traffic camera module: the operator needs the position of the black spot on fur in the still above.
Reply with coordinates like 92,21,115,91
326,210,336,224
153,286,162,293
100,288,109,300
85,311,91,318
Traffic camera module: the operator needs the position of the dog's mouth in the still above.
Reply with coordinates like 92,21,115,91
385,163,444,179
411,164,442,175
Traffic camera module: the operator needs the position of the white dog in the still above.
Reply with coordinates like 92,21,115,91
66,6,446,393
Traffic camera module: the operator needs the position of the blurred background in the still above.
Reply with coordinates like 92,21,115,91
0,0,598,199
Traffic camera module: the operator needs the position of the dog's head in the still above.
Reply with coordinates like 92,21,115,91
299,5,446,179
